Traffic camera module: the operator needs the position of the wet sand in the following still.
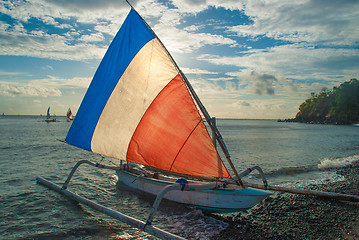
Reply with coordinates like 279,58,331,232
211,162,359,240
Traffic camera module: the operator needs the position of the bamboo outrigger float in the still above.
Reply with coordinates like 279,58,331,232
36,175,186,240
36,3,359,240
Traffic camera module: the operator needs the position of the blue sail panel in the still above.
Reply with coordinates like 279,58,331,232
65,9,155,151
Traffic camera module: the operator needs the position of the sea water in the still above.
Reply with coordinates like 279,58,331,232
0,116,358,239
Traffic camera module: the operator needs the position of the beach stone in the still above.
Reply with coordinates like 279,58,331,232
210,162,359,240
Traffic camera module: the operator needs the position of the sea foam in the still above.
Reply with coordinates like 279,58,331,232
318,155,359,169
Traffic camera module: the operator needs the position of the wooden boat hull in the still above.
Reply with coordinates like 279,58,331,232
116,169,271,213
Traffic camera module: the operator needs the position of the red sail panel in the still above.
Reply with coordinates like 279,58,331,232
127,74,230,178
67,108,72,119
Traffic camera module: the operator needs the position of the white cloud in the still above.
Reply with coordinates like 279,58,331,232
79,32,105,43
207,77,236,82
0,81,62,97
0,0,238,60
153,18,237,54
171,0,209,13
238,101,250,107
197,46,359,84
249,71,278,95
0,70,25,76
0,0,129,56
182,67,218,75
0,76,90,97
43,0,127,11
0,30,107,60
42,65,54,70
170,0,246,13
30,76,91,89
227,0,359,46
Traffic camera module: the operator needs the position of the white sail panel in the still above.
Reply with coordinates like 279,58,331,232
65,9,156,151
91,38,178,159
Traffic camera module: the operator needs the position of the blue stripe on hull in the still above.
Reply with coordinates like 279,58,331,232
66,9,155,151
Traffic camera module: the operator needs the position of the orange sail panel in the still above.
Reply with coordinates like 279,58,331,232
127,74,230,178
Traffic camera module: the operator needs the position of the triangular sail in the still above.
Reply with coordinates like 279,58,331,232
65,9,230,179
67,108,72,119
47,107,51,119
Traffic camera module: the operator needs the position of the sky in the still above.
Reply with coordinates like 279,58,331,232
0,0,358,119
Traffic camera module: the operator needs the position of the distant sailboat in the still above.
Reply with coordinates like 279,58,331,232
45,107,56,122
66,108,73,121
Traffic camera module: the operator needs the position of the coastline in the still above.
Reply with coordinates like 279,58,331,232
211,162,359,240
277,118,354,125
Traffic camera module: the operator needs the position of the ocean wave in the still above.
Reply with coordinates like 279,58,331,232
261,155,359,178
318,155,359,169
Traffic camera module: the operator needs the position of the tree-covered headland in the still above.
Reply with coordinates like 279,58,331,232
282,78,359,124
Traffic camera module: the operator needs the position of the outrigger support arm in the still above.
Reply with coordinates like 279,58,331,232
239,166,268,189
145,182,218,228
62,160,121,189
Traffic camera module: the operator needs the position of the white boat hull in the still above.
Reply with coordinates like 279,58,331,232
116,169,271,213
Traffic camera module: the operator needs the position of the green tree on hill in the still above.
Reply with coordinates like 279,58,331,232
330,79,359,121
295,78,359,124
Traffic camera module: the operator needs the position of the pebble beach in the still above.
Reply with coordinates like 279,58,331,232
211,162,359,240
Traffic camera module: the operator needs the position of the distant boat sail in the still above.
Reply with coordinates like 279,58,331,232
64,8,270,212
45,107,56,122
66,108,73,121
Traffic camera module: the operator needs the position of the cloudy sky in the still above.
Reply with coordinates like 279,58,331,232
0,0,358,119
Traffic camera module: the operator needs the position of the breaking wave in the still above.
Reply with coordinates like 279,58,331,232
318,155,359,169
259,155,359,178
